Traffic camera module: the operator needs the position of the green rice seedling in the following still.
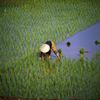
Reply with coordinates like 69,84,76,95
61,81,66,98
51,61,57,75
63,57,67,72
0,79,7,95
25,74,30,98
42,62,49,76
20,79,26,98
95,40,100,44
79,48,89,61
57,49,62,54
5,72,11,95
57,49,64,58
50,83,56,98
79,48,84,56
46,79,51,97
36,62,40,75
10,74,17,96
58,58,62,72
66,42,71,47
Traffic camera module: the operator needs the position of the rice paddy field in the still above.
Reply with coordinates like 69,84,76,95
0,0,100,99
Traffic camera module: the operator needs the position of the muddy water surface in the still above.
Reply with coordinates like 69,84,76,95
51,21,100,62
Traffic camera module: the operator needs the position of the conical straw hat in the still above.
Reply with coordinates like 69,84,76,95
40,44,50,53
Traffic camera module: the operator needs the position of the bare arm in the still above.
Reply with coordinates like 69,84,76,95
51,42,60,59
54,51,60,59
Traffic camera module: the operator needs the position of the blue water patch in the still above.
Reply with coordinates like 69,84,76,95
31,26,33,31
51,22,100,62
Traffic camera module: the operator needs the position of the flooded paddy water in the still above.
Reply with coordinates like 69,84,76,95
51,21,100,62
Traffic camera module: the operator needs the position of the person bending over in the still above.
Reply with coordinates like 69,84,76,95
39,41,60,60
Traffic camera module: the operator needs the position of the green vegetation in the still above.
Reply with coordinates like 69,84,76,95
66,42,71,47
57,49,62,54
79,48,89,60
95,40,100,44
0,0,100,99
57,49,64,58
79,48,85,54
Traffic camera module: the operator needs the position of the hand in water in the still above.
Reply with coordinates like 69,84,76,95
58,56,60,59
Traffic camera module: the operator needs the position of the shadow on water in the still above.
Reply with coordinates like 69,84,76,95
51,21,100,62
